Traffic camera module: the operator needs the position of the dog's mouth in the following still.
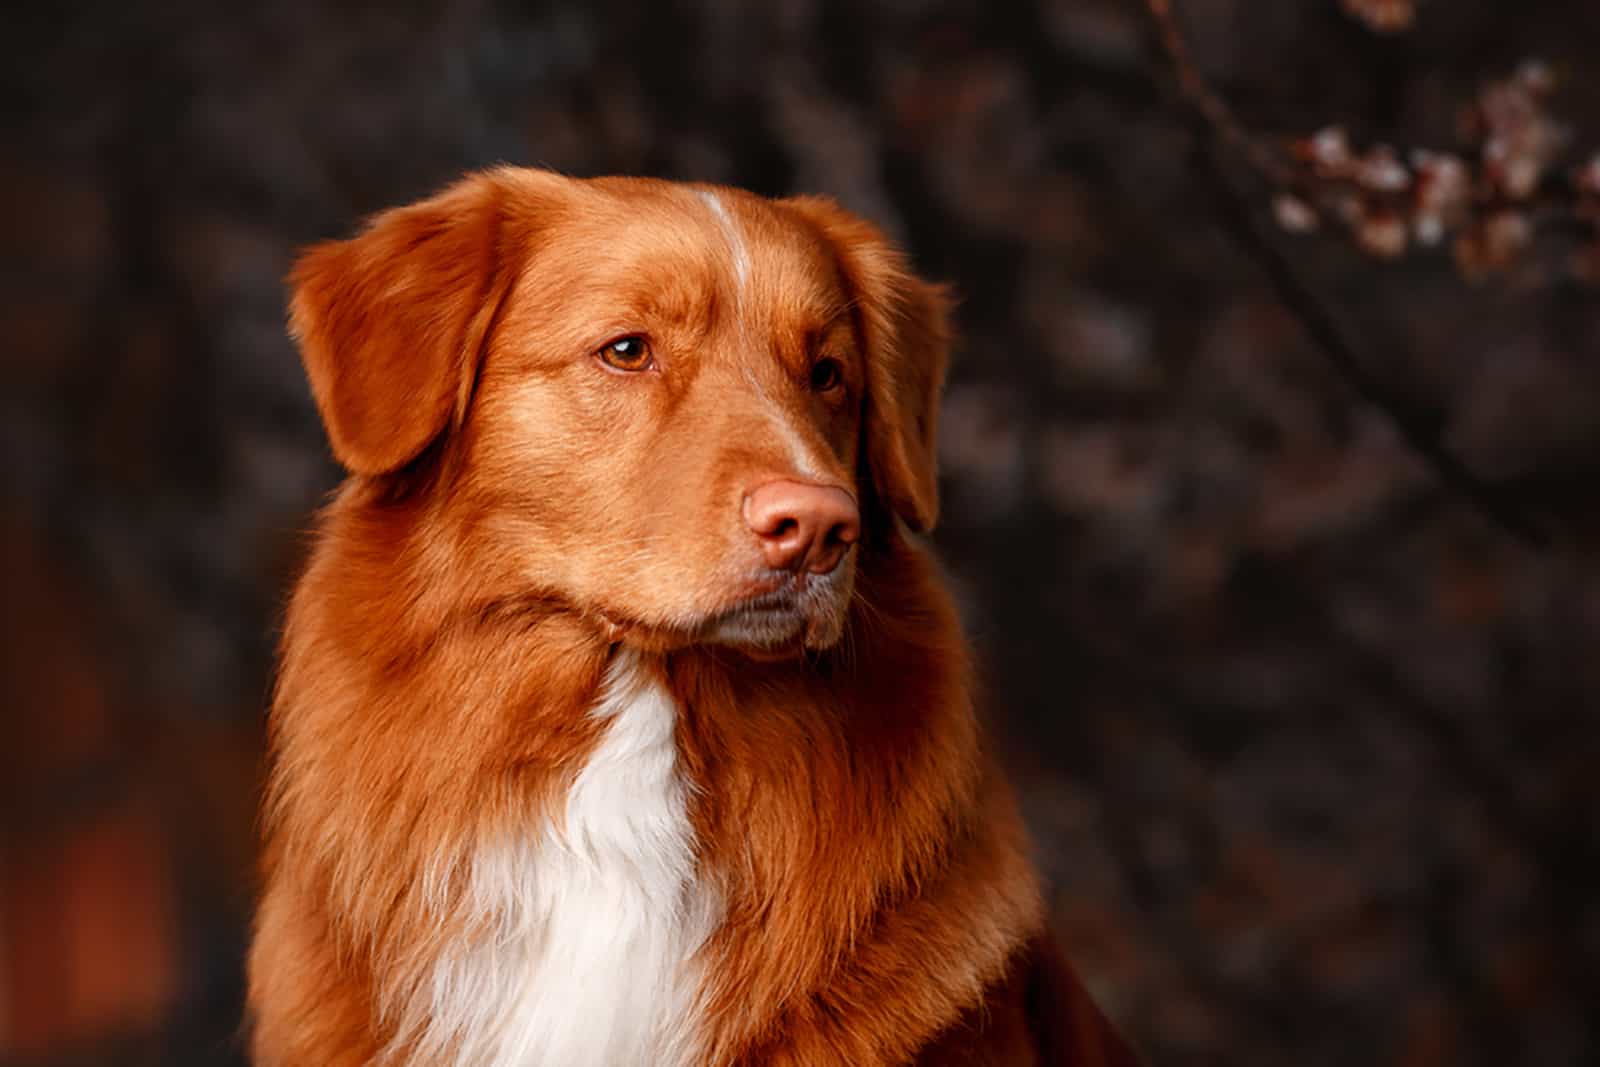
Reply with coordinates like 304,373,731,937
704,588,811,650
590,565,854,658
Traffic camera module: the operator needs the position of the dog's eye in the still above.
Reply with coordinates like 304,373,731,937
598,336,654,371
809,357,843,392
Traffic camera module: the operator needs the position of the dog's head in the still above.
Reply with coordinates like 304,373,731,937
289,169,948,655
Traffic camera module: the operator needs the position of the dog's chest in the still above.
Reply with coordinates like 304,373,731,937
426,654,716,1066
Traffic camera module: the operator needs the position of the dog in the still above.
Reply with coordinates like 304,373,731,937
247,168,1137,1065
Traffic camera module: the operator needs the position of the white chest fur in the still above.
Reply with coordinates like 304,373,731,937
418,651,716,1066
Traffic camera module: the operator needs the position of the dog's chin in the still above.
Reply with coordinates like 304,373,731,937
591,565,854,659
693,571,854,659
703,596,846,658
588,602,827,659
707,606,808,656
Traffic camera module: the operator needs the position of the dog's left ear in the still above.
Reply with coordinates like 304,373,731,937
786,197,951,532
288,173,512,476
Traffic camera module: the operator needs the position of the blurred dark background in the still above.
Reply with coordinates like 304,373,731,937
3,1,1598,1064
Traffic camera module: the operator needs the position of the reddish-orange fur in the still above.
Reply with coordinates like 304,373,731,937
248,168,1136,1064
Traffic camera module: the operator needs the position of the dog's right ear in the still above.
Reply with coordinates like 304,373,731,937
288,173,512,476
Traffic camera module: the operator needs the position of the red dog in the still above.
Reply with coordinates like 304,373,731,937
248,168,1136,1065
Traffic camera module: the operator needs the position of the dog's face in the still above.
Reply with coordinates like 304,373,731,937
288,170,948,655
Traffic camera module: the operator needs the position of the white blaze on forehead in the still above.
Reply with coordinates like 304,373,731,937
697,189,752,292
698,188,826,481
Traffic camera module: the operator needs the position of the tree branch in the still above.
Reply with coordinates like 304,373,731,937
1142,0,1554,549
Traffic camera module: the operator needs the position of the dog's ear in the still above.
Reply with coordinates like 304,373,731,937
288,173,512,475
787,197,951,532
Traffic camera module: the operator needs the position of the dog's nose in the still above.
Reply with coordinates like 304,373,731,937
744,480,860,575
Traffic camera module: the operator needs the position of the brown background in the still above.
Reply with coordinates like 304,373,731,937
3,1,1598,1064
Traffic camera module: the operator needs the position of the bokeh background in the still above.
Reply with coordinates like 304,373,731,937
4,1,1598,1064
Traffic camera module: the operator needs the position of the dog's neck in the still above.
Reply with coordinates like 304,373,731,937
270,516,1042,1064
